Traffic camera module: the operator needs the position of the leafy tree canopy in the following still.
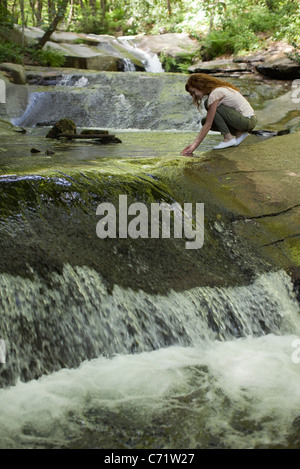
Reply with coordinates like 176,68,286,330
0,0,299,64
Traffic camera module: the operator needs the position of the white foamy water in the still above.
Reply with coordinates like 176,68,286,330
0,335,300,449
116,37,165,73
58,75,89,87
0,269,300,448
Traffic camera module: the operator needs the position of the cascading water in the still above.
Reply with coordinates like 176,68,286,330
113,37,165,73
122,58,136,72
11,72,201,129
0,265,300,449
57,75,89,87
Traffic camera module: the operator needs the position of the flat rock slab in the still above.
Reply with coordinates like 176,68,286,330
256,58,300,80
188,59,252,75
187,132,300,269
128,33,199,57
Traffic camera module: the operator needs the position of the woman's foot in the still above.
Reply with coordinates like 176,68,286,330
213,132,237,149
234,132,249,146
213,138,237,150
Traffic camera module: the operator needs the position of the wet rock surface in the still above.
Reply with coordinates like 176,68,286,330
189,42,300,79
45,117,77,138
190,132,300,271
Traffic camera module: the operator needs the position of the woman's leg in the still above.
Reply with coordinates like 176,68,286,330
214,104,257,135
202,102,257,137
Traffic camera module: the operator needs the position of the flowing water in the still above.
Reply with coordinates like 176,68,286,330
1,72,300,449
0,267,300,449
115,37,165,73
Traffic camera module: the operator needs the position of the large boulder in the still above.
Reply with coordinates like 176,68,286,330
43,41,125,71
126,33,199,57
188,42,300,80
11,26,201,72
13,24,44,45
0,63,26,84
0,118,20,136
255,88,300,132
255,57,300,80
180,132,300,270
0,70,28,121
46,118,77,138
188,58,252,76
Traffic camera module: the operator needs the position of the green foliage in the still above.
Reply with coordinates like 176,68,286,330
199,0,300,59
71,5,106,34
0,39,65,67
0,41,23,64
70,4,136,36
1,0,300,67
0,4,12,27
200,19,261,58
31,47,66,67
160,52,195,73
286,42,300,64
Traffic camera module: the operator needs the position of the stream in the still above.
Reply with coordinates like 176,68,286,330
0,65,300,449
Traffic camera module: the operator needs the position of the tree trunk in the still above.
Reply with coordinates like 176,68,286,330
101,0,106,16
36,0,43,25
37,0,69,49
89,0,96,10
66,0,74,28
48,0,56,23
29,0,43,26
19,0,25,47
167,0,172,16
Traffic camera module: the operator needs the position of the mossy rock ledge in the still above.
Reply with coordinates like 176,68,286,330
183,132,300,278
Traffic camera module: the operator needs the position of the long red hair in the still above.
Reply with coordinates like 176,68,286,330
185,73,240,108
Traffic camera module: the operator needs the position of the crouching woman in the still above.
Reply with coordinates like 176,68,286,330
182,73,257,154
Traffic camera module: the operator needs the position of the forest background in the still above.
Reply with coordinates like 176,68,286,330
0,0,299,68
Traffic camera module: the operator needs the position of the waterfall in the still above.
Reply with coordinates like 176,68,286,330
143,51,165,73
1,248,300,388
10,73,200,129
116,37,165,73
0,266,300,448
56,75,89,87
122,58,136,72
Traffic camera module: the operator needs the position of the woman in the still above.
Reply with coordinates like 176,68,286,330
182,73,257,154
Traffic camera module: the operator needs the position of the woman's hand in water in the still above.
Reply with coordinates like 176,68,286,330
181,100,219,156
181,141,199,156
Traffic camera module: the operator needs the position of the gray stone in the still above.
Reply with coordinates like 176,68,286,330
0,63,26,84
126,33,199,57
255,57,300,80
188,58,251,75
0,118,19,136
46,118,77,138
44,40,144,71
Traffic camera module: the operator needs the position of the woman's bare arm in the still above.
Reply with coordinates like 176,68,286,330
181,99,220,155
